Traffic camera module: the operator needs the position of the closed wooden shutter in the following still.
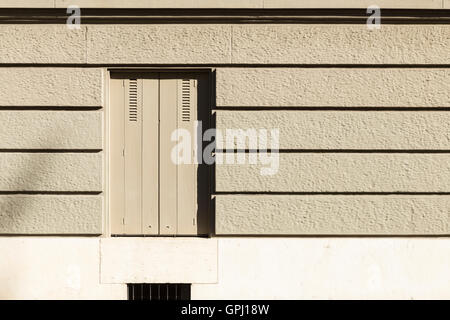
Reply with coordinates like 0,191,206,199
110,72,206,236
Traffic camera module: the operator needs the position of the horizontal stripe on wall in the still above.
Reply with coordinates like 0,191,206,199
0,153,102,192
215,195,450,235
88,25,449,65
1,24,448,64
0,68,103,107
0,195,102,234
230,25,450,65
215,111,450,150
0,111,102,149
216,153,450,192
216,68,450,107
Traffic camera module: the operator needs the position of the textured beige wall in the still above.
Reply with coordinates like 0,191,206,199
0,111,102,149
216,153,450,192
0,21,448,237
215,196,450,235
87,25,231,64
0,67,104,235
87,24,449,64
216,68,450,107
230,25,450,65
0,0,54,7
0,196,102,234
0,153,102,192
2,25,449,64
0,11,447,299
216,111,450,150
0,68,103,107
0,26,86,64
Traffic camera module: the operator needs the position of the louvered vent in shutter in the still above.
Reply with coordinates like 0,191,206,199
129,79,138,122
181,79,191,122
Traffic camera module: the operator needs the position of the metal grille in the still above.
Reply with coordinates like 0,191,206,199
181,79,191,122
128,79,138,122
127,283,191,301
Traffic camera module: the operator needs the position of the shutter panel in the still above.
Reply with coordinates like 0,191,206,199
159,76,178,235
110,78,126,234
159,76,198,235
142,78,159,235
177,78,198,235
124,79,143,234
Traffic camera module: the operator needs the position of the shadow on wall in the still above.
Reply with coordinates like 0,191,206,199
0,120,100,298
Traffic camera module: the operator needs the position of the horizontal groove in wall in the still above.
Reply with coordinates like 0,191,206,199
1,64,450,68
1,19,449,25
0,106,102,111
0,234,103,237
213,107,450,111
0,149,102,153
215,150,450,153
0,191,101,195
211,234,450,238
0,9,449,24
214,192,450,195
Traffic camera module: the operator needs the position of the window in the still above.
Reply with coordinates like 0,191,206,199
110,72,210,236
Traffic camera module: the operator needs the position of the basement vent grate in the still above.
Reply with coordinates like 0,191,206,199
127,283,191,301
181,79,191,122
128,79,138,122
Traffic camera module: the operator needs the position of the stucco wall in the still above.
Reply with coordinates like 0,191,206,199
0,21,448,235
1,24,449,64
192,238,450,300
0,67,104,234
0,8,449,299
1,237,449,300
